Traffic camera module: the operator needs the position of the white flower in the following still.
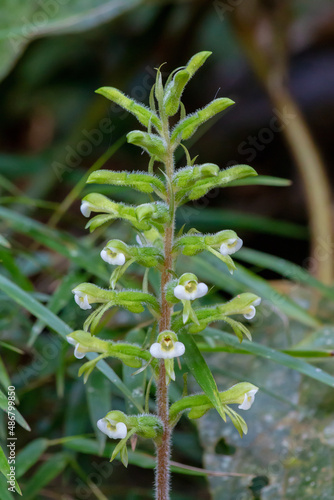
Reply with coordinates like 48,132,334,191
67,335,89,359
80,201,92,218
101,247,126,266
97,418,127,439
243,298,261,320
174,281,208,301
238,388,258,410
220,237,243,256
150,331,185,359
73,291,92,310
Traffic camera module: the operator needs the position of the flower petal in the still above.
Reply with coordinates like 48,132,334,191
174,285,188,301
195,282,208,299
97,418,109,435
66,335,76,346
150,343,163,358
97,419,127,439
243,305,256,320
74,344,86,359
173,342,185,357
80,201,91,218
238,389,258,410
100,248,126,266
114,422,127,439
74,292,92,310
220,237,243,256
253,297,261,307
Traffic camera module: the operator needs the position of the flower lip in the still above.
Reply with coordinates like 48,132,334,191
80,201,91,218
73,291,92,310
101,247,126,266
219,237,243,256
174,281,208,301
150,331,185,359
150,341,185,359
66,335,88,359
243,297,261,320
238,388,258,410
97,418,127,439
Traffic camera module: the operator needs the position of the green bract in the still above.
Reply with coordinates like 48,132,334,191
95,87,162,132
87,170,166,197
171,98,235,143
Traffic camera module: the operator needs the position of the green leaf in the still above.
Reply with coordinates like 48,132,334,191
0,275,144,412
236,247,334,301
163,51,212,116
0,248,33,291
95,87,161,131
86,371,111,453
0,444,21,495
0,206,106,281
171,98,234,143
0,356,11,391
15,439,48,479
189,254,321,328
23,453,69,500
63,437,223,476
0,474,15,500
0,389,30,432
0,0,145,82
87,170,166,196
227,175,291,187
177,207,308,239
202,328,334,388
176,165,257,204
127,131,166,161
178,333,226,421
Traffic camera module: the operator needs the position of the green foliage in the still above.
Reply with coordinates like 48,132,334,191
1,46,331,499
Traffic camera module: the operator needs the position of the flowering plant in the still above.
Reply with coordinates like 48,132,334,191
67,51,261,499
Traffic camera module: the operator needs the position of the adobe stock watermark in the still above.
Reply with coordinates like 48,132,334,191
7,386,17,494
75,459,115,499
237,106,296,162
52,64,161,182
213,0,244,22
52,118,115,181
17,334,63,385
9,0,71,55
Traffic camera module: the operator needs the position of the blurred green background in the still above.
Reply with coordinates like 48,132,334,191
1,1,334,499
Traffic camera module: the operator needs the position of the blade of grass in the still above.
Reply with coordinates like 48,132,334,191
49,137,126,227
178,333,226,421
236,247,334,301
0,444,21,495
22,452,69,500
0,206,106,280
64,438,251,477
228,175,291,187
176,207,308,239
0,275,143,412
189,253,321,328
203,327,334,387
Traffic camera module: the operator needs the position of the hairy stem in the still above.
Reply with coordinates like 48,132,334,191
155,116,175,500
